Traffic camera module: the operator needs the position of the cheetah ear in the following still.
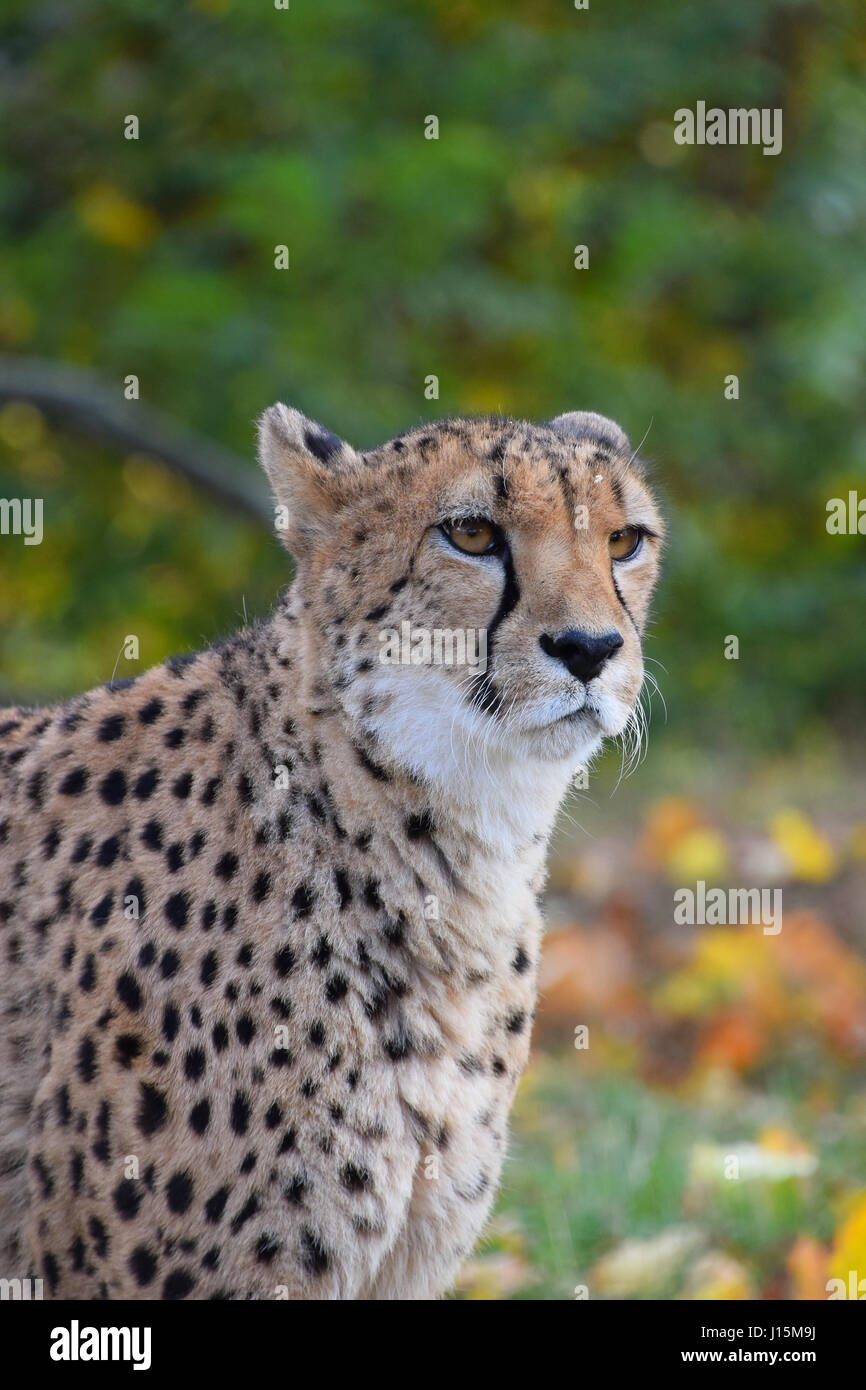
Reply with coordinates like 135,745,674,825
549,411,631,455
257,403,360,558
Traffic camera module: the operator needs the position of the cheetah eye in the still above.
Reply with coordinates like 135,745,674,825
608,526,643,561
440,517,501,556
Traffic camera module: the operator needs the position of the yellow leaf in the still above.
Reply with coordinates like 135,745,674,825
829,1192,866,1283
681,1251,751,1301
770,809,837,882
76,183,159,250
664,828,729,882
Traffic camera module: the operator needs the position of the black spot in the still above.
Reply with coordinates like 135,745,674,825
292,883,315,917
99,769,127,805
251,871,270,903
134,768,160,799
138,699,164,724
137,1082,169,1136
255,1232,282,1264
116,972,141,1011
274,945,295,978
512,945,530,974
165,891,190,929
166,1170,194,1214
113,1178,143,1220
353,745,390,782
129,1245,158,1286
200,951,219,987
365,603,390,622
142,819,163,851
77,1035,97,1083
333,868,352,909
284,1174,307,1205
78,954,96,993
384,1032,411,1062
185,1047,206,1081
32,1154,54,1198
215,852,238,881
70,834,92,864
42,1252,60,1293
163,1268,196,1299
264,1102,282,1129
325,974,348,1003
159,1005,179,1043
42,824,61,860
59,766,89,795
342,1162,371,1193
237,773,253,805
166,842,185,873
300,1227,331,1275
55,1086,72,1127
405,811,435,841
205,1187,230,1224
212,1022,229,1052
236,1015,256,1045
190,1099,211,1135
98,714,126,742
164,727,186,748
230,1194,260,1235
70,1151,84,1193
115,1033,142,1069
160,949,180,980
230,1092,251,1134
200,776,221,805
506,1009,526,1034
172,771,193,800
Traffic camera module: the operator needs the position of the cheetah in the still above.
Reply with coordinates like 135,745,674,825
0,405,663,1299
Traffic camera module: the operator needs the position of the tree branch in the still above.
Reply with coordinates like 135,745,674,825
0,355,273,527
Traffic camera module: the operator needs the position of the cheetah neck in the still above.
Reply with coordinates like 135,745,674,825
265,598,586,877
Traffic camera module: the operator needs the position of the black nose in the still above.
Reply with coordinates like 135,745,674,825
539,628,624,683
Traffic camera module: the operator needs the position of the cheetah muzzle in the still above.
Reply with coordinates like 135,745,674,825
0,405,663,1299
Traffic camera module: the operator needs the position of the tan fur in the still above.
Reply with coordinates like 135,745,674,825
0,407,662,1299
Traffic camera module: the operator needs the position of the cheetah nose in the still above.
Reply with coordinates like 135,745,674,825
539,628,623,683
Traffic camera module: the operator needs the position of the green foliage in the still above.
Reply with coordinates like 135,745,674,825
0,0,864,747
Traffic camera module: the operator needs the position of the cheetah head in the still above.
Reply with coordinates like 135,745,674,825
258,405,663,789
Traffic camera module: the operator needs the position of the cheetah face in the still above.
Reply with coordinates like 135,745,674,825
259,405,663,780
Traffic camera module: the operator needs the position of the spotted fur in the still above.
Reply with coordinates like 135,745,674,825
0,406,663,1299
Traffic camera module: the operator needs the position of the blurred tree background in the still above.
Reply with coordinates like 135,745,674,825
1,0,865,1300
1,0,864,750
